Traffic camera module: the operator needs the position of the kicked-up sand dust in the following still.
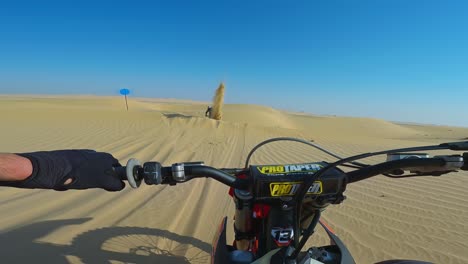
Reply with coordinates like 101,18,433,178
210,82,225,121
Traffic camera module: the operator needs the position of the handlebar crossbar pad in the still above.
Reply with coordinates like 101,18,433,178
250,162,346,200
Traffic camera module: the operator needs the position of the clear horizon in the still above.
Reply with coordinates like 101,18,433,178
1,1,467,127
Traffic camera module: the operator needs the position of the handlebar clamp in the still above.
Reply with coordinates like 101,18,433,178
171,162,206,182
172,163,186,182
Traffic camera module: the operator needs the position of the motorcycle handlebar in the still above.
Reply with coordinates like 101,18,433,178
116,153,465,188
114,163,248,190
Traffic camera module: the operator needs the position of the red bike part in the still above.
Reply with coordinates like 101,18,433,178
319,219,336,234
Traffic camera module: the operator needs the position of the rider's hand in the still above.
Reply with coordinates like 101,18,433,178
1,150,125,191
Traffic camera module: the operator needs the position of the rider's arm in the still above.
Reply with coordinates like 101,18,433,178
0,150,125,191
0,153,32,181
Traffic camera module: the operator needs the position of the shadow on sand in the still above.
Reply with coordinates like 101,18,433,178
163,113,194,119
0,218,211,264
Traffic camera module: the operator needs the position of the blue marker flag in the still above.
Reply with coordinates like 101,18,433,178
119,88,130,111
120,88,130,95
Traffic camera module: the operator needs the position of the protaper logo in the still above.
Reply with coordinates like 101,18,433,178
258,163,323,174
269,181,322,196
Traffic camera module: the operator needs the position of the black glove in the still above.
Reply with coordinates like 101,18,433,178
0,150,125,191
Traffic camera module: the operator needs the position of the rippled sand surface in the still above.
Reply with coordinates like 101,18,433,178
1,95,467,264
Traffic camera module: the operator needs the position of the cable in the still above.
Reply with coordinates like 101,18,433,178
244,137,368,168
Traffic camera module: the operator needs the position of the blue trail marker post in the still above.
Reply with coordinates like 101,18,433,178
119,88,130,111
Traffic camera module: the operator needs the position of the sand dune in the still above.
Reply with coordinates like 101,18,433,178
1,96,467,264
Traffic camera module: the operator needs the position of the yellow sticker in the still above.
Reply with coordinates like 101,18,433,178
269,181,323,197
258,166,285,174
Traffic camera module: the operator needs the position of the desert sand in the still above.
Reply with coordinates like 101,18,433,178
0,95,467,264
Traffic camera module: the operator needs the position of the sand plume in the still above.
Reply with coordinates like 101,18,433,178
210,82,225,120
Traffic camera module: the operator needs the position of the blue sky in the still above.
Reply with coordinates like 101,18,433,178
1,0,467,127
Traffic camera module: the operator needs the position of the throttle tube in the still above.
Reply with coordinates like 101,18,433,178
114,167,128,181
347,158,446,183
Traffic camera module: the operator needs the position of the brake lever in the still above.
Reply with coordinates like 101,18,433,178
431,155,464,172
462,153,468,171
439,141,468,151
414,171,454,176
385,171,452,178
385,155,463,175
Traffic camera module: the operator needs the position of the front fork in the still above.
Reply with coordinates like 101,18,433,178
210,188,256,264
233,189,255,250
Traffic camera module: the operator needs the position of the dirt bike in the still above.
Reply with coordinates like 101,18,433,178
115,137,468,264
